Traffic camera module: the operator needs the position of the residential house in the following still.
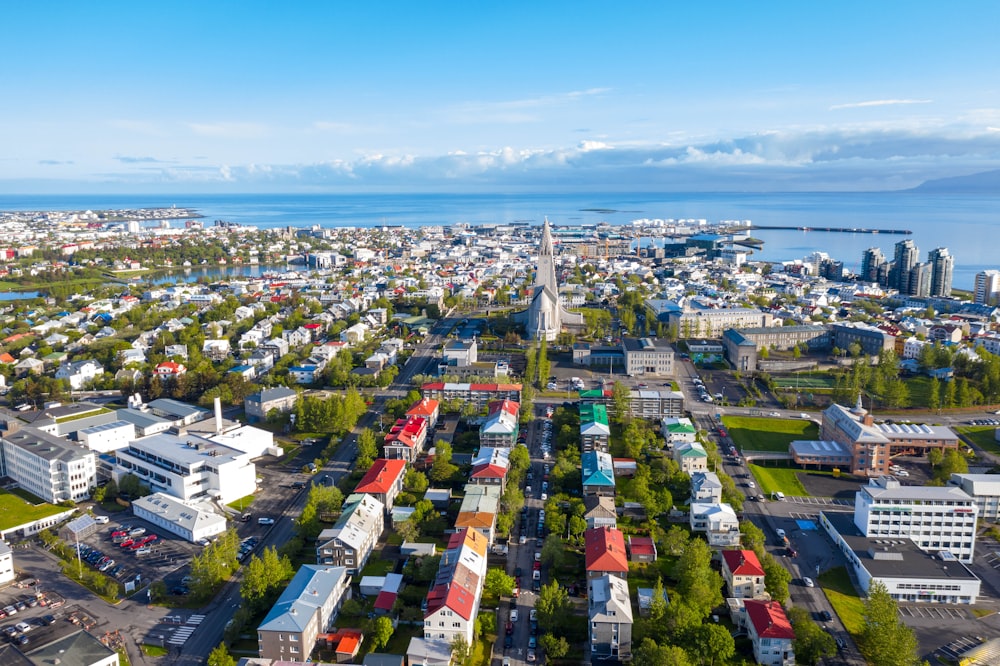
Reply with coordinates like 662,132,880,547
469,447,510,490
627,536,657,563
55,359,104,390
690,471,723,503
154,361,187,380
406,398,440,429
422,528,489,646
690,502,741,547
581,450,616,497
354,459,407,513
588,574,633,662
721,550,767,599
454,484,501,545
479,400,519,448
583,495,618,530
579,403,611,453
743,600,796,666
584,527,629,580
661,417,697,446
316,493,385,575
14,357,44,377
341,323,369,345
257,565,351,661
673,441,709,474
383,416,428,462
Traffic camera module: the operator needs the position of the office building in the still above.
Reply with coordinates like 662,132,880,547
854,476,977,562
1,426,97,503
949,473,1000,521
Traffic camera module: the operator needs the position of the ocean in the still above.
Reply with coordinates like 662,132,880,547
0,191,996,290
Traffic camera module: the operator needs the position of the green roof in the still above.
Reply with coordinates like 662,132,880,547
579,389,605,399
579,403,609,427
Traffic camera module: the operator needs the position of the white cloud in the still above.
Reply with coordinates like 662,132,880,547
443,88,611,125
187,122,268,138
830,99,933,110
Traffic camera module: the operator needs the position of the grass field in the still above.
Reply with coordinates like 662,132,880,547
748,465,809,496
773,373,836,389
818,566,866,635
722,416,819,452
902,375,934,408
956,426,1000,455
0,489,66,532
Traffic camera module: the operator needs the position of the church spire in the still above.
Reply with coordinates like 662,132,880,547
540,217,554,256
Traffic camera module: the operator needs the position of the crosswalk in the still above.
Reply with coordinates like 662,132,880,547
166,615,205,645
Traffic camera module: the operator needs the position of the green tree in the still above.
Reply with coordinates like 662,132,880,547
693,623,736,666
483,567,515,598
857,581,920,666
356,428,378,470
535,580,570,634
788,607,837,665
405,468,429,493
674,538,722,619
740,520,766,555
761,552,792,604
611,381,630,425
539,633,569,659
450,635,471,666
540,533,566,569
372,615,394,649
927,377,940,408
207,643,236,666
633,638,692,666
429,440,458,483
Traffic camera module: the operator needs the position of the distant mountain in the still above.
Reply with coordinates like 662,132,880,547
912,169,1000,192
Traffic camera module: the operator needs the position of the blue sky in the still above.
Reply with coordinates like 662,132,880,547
3,1,1000,193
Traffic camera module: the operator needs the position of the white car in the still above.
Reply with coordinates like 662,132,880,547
530,609,538,621
802,577,815,588
510,609,519,623
534,552,542,562
747,481,756,489
541,493,548,501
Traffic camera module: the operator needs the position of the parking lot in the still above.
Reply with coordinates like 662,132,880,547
73,515,205,596
0,581,82,648
898,605,970,620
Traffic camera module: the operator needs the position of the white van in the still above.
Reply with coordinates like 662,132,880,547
772,492,786,501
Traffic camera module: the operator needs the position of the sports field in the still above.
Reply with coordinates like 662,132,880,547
722,415,820,452
772,373,836,389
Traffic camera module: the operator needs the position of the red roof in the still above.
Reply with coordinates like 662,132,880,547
584,527,628,574
374,590,397,611
425,577,477,620
628,536,657,557
487,399,520,417
422,382,445,390
354,459,407,495
744,600,795,640
722,550,765,577
471,464,507,480
407,398,440,417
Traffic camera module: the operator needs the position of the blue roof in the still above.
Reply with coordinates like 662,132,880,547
581,450,616,487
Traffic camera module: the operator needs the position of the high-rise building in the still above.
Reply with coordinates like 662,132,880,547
860,247,885,283
891,239,919,294
908,262,932,298
928,247,953,297
974,270,1000,305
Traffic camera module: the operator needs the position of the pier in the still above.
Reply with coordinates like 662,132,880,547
747,225,911,235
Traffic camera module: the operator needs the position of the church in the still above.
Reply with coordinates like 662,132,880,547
514,219,585,341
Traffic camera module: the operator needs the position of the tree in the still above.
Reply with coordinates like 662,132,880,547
539,633,570,658
405,468,429,493
740,520,766,555
450,635,471,666
483,567,515,598
540,533,566,569
674,539,722,619
788,607,837,665
633,638,691,666
662,525,690,556
693,623,736,666
535,580,570,634
858,581,920,666
207,643,236,666
356,428,378,470
761,552,792,604
611,381,630,425
429,440,458,483
928,377,940,408
372,615,394,649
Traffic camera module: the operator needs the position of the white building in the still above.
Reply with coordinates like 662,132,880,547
0,540,14,587
131,493,228,543
854,476,977,563
316,493,385,575
949,473,1000,522
821,511,980,604
690,502,740,547
1,426,97,503
78,420,136,454
690,471,723,504
588,573,633,662
113,433,257,505
54,359,104,390
673,441,708,474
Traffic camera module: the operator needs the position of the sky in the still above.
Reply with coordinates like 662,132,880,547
3,1,1000,193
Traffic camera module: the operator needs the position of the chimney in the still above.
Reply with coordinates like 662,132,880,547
214,396,223,434
863,413,874,426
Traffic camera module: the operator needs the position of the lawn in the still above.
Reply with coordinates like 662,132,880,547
748,465,809,496
227,494,255,512
359,553,397,577
956,426,1000,456
902,375,934,409
773,373,836,389
722,416,819,452
818,566,866,635
0,489,66,532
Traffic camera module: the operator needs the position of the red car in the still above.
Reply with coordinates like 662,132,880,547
119,539,134,549
505,622,514,636
533,561,541,571
141,535,158,545
111,530,127,539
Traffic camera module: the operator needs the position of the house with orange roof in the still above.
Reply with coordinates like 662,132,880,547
406,398,440,429
0,352,16,365
721,549,767,599
354,459,407,512
382,415,427,462
742,600,796,665
585,527,629,580
154,360,187,380
422,527,488,647
454,485,501,545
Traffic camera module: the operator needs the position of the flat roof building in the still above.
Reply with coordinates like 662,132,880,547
949,473,1000,521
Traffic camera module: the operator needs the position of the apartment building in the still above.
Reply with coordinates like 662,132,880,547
245,386,298,423
316,494,385,575
690,502,741,547
743,600,796,666
579,404,610,453
354,459,407,513
257,565,351,661
581,450,616,497
479,400,519,448
423,528,489,646
690,471,723,504
420,382,522,408
721,550,766,599
584,527,628,580
673,441,708,474
588,574,633,662
383,416,427,462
